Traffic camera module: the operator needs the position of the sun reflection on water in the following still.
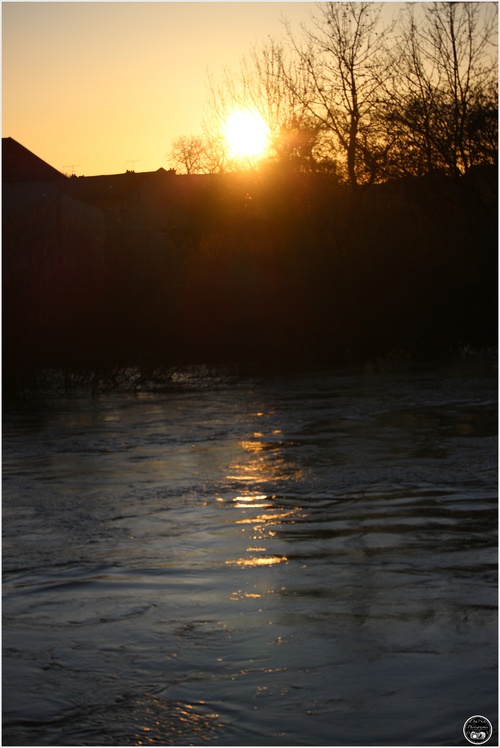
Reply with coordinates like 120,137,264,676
222,427,306,570
225,429,304,487
233,494,270,508
125,695,223,745
224,500,299,566
226,555,288,567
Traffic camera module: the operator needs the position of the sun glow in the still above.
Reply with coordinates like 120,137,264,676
223,109,271,161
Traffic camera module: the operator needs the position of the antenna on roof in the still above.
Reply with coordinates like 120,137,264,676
125,160,138,172
63,164,81,176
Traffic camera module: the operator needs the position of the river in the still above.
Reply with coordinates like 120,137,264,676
2,357,497,746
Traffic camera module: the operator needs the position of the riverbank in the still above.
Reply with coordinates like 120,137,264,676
3,166,497,386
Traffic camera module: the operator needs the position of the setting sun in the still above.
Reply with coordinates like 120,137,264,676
223,109,271,162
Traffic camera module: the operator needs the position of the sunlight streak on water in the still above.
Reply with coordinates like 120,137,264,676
226,555,289,567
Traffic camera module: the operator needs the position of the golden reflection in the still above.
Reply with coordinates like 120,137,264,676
226,555,288,567
223,429,307,571
230,590,262,600
227,428,304,488
240,438,280,453
235,509,300,527
233,494,270,508
128,694,222,744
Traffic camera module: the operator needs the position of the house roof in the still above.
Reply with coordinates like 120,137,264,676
2,137,67,182
63,168,174,204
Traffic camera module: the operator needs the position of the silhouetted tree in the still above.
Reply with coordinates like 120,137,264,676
282,2,394,187
387,2,498,177
168,134,228,174
168,135,205,174
178,2,496,183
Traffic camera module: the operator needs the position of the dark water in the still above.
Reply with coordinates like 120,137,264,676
3,359,497,746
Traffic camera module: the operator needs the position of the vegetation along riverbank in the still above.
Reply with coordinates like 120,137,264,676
3,155,497,390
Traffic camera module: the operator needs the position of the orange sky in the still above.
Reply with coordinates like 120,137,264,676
3,2,326,176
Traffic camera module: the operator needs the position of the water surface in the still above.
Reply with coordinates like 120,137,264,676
3,359,497,745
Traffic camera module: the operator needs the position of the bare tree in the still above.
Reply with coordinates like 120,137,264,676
181,2,496,181
168,134,228,174
168,135,205,174
282,2,394,187
388,2,498,177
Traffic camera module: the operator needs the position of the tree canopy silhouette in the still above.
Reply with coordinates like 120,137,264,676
171,2,497,181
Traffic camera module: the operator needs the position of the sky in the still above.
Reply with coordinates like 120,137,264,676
2,2,330,176
7,1,492,178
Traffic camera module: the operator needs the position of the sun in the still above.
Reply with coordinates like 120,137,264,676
223,109,271,162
